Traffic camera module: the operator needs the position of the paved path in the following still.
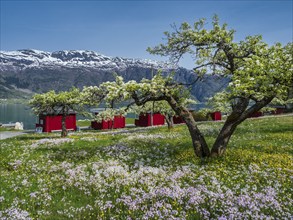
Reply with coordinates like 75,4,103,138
0,131,26,140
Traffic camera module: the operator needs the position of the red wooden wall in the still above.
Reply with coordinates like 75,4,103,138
91,120,111,130
249,111,263,118
113,115,125,129
36,114,76,132
91,116,125,130
135,113,165,127
211,111,222,121
274,108,284,115
173,116,185,124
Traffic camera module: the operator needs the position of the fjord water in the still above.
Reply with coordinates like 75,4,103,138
0,103,37,130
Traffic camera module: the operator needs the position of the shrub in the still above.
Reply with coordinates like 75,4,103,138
192,109,212,121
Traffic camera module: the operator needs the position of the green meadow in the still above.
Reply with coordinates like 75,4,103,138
0,115,292,219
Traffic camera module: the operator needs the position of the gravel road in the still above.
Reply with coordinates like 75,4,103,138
0,131,26,140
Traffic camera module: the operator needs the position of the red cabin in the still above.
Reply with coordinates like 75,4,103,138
210,111,222,121
36,114,76,132
249,111,263,118
113,115,125,129
173,115,185,124
91,115,125,130
274,108,284,114
273,107,285,115
91,120,112,130
135,113,165,127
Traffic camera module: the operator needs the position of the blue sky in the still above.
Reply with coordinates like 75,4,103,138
1,0,292,69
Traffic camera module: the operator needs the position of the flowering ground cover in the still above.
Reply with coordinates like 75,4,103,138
0,116,292,219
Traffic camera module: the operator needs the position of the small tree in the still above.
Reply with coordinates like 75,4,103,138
81,76,127,129
130,100,176,129
29,88,82,137
97,73,212,157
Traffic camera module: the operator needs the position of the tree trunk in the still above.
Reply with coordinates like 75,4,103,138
184,111,210,158
210,118,238,157
165,114,174,129
132,90,274,158
167,97,210,158
211,96,274,157
61,114,68,137
286,86,293,110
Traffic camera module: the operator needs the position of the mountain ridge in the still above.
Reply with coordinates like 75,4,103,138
0,49,229,101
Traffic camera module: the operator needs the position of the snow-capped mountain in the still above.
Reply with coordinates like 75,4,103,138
0,49,170,71
0,49,228,101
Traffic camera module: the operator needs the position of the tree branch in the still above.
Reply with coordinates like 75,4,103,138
131,91,168,107
241,96,275,120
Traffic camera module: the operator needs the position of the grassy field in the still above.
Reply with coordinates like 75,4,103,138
76,119,91,127
0,127,17,132
76,118,135,127
0,116,292,219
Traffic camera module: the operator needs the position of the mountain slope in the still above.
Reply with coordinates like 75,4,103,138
0,49,229,101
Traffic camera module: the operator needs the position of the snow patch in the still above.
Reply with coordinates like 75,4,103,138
0,49,171,70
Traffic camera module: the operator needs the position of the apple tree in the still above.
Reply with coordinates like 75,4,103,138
29,88,82,137
81,76,128,128
146,16,292,157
